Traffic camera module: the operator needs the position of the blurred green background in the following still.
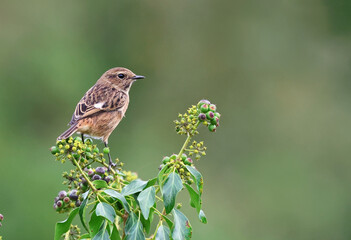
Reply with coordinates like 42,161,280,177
1,0,351,239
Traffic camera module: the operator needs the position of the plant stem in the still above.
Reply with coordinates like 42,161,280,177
177,121,200,159
72,158,97,192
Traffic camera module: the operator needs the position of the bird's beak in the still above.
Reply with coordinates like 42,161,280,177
132,75,145,80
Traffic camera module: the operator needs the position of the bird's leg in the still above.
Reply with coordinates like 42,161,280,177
104,142,116,171
81,134,85,143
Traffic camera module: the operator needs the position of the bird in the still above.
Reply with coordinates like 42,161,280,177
57,67,145,167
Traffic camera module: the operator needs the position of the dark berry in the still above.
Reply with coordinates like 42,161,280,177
56,200,63,208
198,113,206,121
63,197,70,203
208,124,217,132
159,164,164,170
200,104,209,113
75,200,81,207
95,167,106,175
54,197,59,203
80,177,87,185
104,175,113,183
92,174,101,180
53,203,57,210
206,111,215,120
87,169,94,176
69,190,78,201
209,104,216,111
0,214,3,221
58,191,67,199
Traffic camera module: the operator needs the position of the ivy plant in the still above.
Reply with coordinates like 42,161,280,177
50,99,221,240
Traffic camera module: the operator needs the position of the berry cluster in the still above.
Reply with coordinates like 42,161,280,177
186,140,207,160
53,190,81,213
174,105,200,136
80,166,114,191
197,99,221,132
50,137,111,164
0,213,3,228
160,153,194,184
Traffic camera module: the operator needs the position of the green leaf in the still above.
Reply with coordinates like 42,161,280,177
104,189,131,213
163,216,174,229
145,177,157,188
79,190,90,232
92,222,110,240
157,165,170,189
125,213,145,240
80,233,91,239
54,208,79,240
125,212,138,235
137,186,156,220
89,211,104,238
162,172,183,214
198,210,207,224
172,209,192,240
184,184,201,213
155,225,170,240
111,223,122,240
185,166,203,195
96,202,116,223
93,180,108,189
140,211,151,234
122,179,148,196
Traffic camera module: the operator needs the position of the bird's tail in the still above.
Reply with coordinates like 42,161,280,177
57,123,79,141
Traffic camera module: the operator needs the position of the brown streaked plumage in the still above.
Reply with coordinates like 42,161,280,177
57,67,145,166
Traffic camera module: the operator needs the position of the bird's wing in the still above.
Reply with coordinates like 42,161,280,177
69,84,128,125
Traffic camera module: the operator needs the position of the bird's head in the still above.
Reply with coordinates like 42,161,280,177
102,67,145,91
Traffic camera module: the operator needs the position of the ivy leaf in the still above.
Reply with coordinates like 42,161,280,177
140,212,151,234
184,184,201,213
157,165,170,190
79,190,90,232
137,186,156,220
145,177,157,188
155,225,170,240
125,212,145,240
198,210,207,224
185,166,203,195
104,189,130,213
80,233,91,239
92,222,110,240
121,179,148,196
111,223,122,240
89,211,104,238
93,180,108,189
54,208,79,240
96,202,116,223
162,172,183,214
172,209,192,240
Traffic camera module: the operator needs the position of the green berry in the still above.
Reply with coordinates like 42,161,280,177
103,147,110,154
197,99,210,108
215,112,221,118
200,104,209,113
63,197,70,203
209,104,216,111
208,124,217,132
73,153,80,159
85,147,91,152
93,147,99,153
184,158,193,165
74,136,82,142
206,111,215,120
181,153,187,161
162,156,170,164
170,154,177,160
50,146,59,155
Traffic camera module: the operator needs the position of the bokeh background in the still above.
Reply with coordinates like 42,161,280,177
1,0,351,239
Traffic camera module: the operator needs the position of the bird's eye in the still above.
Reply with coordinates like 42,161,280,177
117,73,125,79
